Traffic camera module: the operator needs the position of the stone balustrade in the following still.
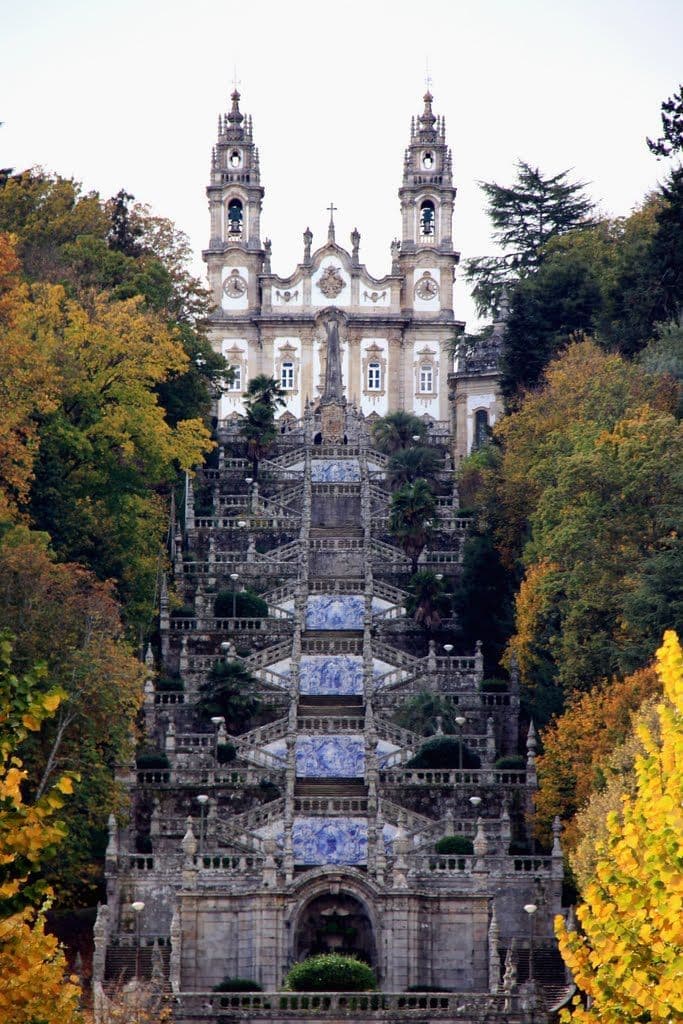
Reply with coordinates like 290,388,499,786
193,514,301,530
297,715,366,733
169,617,291,634
135,766,284,789
293,795,369,815
379,767,529,788
171,990,533,1020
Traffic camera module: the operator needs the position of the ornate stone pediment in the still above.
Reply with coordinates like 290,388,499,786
318,265,346,299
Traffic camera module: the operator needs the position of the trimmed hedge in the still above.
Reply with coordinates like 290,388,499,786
435,835,474,855
284,954,377,992
212,977,262,992
494,755,526,770
216,742,237,764
214,589,268,619
480,678,508,692
406,736,481,770
156,675,184,692
135,749,169,769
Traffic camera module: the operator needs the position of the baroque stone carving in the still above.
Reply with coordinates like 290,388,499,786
363,290,387,303
275,288,299,303
318,265,346,298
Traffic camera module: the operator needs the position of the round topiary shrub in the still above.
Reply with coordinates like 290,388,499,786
156,675,184,692
170,604,195,618
212,977,262,992
214,589,268,619
216,742,237,764
494,755,526,770
480,678,508,693
406,737,481,770
435,835,474,855
284,954,377,992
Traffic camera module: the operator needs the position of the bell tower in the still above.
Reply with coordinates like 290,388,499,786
398,92,455,253
204,90,266,317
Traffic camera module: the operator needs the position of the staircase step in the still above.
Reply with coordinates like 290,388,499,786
295,779,368,798
299,695,364,708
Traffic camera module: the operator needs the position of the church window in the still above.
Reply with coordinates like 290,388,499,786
227,198,244,235
420,200,435,237
474,409,490,449
419,363,433,393
229,150,242,167
281,361,295,391
228,365,242,391
367,362,381,391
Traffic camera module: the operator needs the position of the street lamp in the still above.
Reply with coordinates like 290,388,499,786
229,572,239,618
220,640,231,659
469,795,482,808
196,794,209,855
523,903,538,982
411,434,421,443
435,573,443,582
131,901,145,979
455,715,466,772
443,643,453,654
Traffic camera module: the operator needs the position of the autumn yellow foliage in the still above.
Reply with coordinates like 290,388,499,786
556,631,683,1022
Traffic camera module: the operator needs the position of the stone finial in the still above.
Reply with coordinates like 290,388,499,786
486,716,496,763
526,720,537,772
181,818,198,862
501,801,511,845
427,639,437,671
150,798,160,838
179,634,189,672
143,678,155,706
169,908,181,993
552,815,563,857
503,939,517,993
488,906,501,993
474,639,484,678
105,813,118,861
435,715,444,736
509,652,520,693
184,472,195,530
164,719,176,755
144,644,155,669
262,836,278,887
263,238,272,273
473,817,489,866
351,227,360,262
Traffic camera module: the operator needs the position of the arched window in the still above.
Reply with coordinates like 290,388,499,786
367,362,381,391
227,198,243,235
474,409,490,449
419,364,433,393
420,200,435,237
280,361,294,391
229,150,242,167
228,365,242,392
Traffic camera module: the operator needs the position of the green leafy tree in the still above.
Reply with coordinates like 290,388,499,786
466,160,595,316
370,410,426,454
388,479,437,573
393,691,460,736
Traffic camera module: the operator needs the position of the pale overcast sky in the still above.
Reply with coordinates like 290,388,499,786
2,0,681,328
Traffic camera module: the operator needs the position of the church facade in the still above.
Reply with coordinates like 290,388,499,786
203,90,464,427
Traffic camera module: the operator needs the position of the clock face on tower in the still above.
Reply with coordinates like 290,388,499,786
415,271,439,300
223,269,248,298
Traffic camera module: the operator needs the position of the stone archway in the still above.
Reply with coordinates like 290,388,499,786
294,891,376,967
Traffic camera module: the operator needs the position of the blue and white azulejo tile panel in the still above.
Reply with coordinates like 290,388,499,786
295,735,365,777
306,595,364,630
311,460,361,483
299,655,364,695
255,818,400,865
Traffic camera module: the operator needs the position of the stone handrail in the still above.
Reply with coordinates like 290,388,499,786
294,795,369,815
370,539,410,565
234,743,285,771
193,514,301,530
135,767,284,788
245,641,293,668
380,799,434,833
311,482,362,496
171,990,529,1019
301,636,363,655
228,796,286,832
373,605,406,622
236,716,289,748
261,448,306,470
379,767,529,788
261,539,302,562
373,641,421,669
375,717,421,752
297,715,365,732
253,666,291,690
169,617,291,634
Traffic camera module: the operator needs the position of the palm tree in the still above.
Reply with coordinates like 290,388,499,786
240,375,286,478
406,570,452,630
371,410,427,454
388,478,437,572
388,445,442,488
198,659,273,734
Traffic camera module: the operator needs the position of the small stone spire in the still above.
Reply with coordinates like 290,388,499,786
303,227,313,263
417,91,437,140
489,906,501,993
225,89,245,140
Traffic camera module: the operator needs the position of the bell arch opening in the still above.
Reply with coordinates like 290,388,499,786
293,891,377,968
